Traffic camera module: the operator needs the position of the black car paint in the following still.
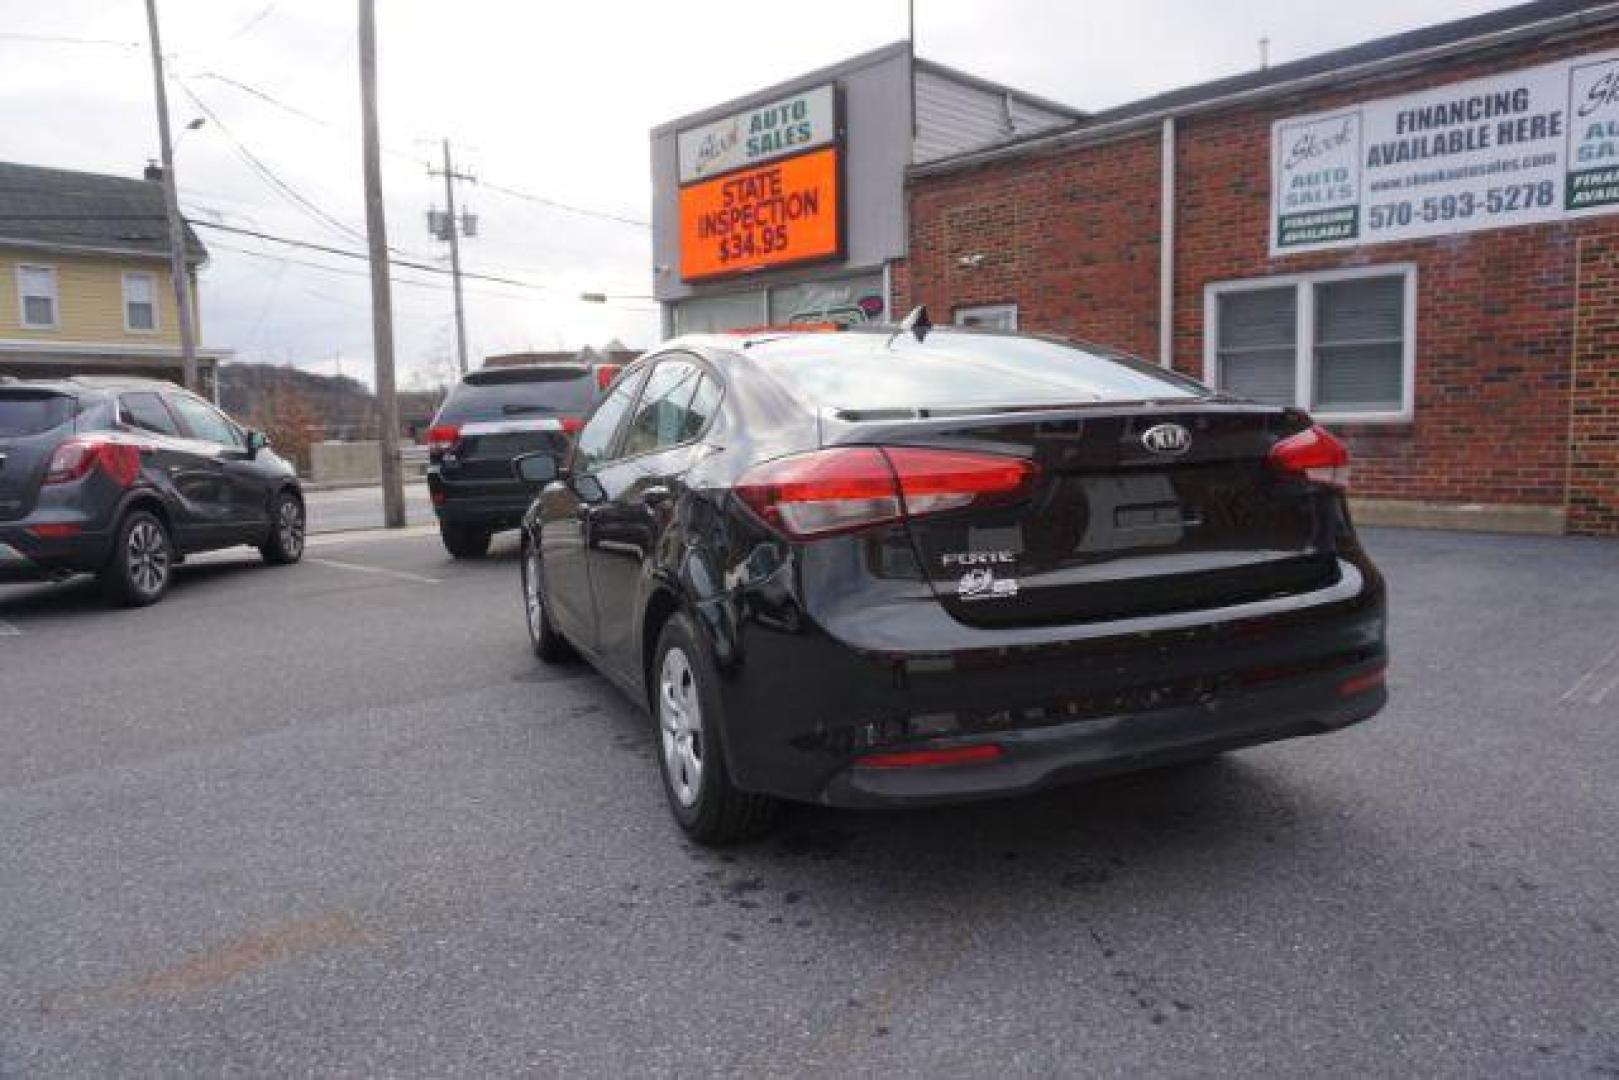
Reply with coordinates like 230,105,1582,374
523,329,1387,809
0,379,300,583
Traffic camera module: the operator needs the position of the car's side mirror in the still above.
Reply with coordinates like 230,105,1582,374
513,451,558,487
570,473,606,504
245,430,270,457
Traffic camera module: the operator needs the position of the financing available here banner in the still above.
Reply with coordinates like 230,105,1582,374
1271,50,1619,254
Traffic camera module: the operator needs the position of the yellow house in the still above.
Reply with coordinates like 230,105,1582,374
0,160,229,389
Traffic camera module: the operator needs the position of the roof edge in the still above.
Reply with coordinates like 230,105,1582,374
913,56,1085,119
911,0,1619,179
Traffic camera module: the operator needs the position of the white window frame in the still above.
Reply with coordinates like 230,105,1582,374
122,271,159,333
16,264,59,330
954,302,1019,331
1204,263,1417,424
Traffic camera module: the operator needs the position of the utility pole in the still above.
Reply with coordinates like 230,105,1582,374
142,0,201,392
428,140,476,375
358,0,405,528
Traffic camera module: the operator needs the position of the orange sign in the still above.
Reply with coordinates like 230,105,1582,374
678,146,841,282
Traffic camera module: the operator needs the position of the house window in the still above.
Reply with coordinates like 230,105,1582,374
954,303,1018,330
1207,266,1414,421
17,266,58,329
123,272,158,332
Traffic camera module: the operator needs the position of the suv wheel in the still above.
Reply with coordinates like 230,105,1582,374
101,509,174,607
440,522,491,559
260,492,306,565
653,613,781,844
521,534,574,661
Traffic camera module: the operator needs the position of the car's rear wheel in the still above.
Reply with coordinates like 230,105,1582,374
100,509,174,607
440,522,491,559
521,534,573,662
653,613,780,844
260,491,305,565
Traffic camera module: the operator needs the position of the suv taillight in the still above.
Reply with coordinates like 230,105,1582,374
593,364,623,391
735,447,1036,539
44,436,140,487
1268,425,1350,490
426,424,461,453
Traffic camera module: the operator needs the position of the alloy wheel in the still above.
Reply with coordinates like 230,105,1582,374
659,646,704,807
523,543,544,641
127,520,170,597
278,499,305,558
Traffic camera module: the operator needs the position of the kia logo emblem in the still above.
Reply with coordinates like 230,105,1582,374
1141,423,1191,455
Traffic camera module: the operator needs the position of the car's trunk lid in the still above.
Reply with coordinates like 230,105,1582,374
827,403,1339,628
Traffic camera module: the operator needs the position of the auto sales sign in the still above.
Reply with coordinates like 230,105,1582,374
1271,50,1619,254
676,84,843,282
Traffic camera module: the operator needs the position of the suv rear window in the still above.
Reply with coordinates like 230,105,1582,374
0,391,74,436
435,368,597,424
751,331,1206,412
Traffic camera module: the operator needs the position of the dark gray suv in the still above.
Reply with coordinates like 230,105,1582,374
0,376,304,606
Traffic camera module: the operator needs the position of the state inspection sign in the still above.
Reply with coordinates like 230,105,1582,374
678,145,842,282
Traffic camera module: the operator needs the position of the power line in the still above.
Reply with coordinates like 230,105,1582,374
0,32,140,49
194,222,657,309
179,82,367,246
479,179,648,228
179,66,646,230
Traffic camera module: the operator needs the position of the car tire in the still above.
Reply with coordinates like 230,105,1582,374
100,509,175,608
260,491,306,565
521,533,574,662
440,522,491,559
652,613,781,845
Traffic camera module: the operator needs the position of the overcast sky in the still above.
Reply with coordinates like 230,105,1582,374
1,0,1511,388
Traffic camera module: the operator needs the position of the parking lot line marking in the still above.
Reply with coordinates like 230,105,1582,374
0,620,19,637
1561,643,1619,706
308,557,443,585
305,525,439,547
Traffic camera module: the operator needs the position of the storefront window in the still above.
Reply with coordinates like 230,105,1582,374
768,275,885,326
673,291,765,334
954,303,1018,330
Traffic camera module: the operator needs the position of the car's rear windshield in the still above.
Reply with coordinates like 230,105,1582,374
0,391,75,437
751,330,1207,413
436,368,596,424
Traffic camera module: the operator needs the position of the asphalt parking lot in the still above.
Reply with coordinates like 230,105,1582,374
0,526,1616,1076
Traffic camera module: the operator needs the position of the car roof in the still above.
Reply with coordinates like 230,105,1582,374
0,375,182,396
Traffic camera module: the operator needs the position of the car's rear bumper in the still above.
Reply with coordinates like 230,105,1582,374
427,474,531,530
0,527,112,582
709,554,1387,808
820,665,1384,808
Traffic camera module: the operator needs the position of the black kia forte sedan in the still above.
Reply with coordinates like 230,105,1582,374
0,377,303,606
516,318,1387,843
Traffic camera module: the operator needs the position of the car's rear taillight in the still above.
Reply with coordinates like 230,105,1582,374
855,744,1004,769
1268,425,1350,491
426,424,461,453
560,416,585,435
734,446,1036,539
44,437,140,487
593,364,622,391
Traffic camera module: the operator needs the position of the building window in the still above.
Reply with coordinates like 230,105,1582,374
954,303,1018,330
1206,266,1414,421
123,272,158,332
17,265,58,329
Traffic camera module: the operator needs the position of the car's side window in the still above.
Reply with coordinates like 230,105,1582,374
120,392,181,437
620,359,707,459
572,367,647,474
167,394,244,449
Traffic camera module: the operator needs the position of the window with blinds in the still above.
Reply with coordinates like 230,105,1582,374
1208,268,1412,420
1216,287,1296,406
1313,276,1404,413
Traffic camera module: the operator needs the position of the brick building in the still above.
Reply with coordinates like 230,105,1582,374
897,0,1619,536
